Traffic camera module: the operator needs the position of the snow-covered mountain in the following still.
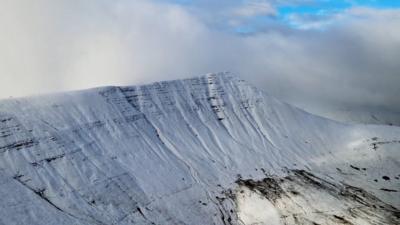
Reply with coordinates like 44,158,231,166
0,73,399,225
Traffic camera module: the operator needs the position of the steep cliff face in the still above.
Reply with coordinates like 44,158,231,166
0,73,399,225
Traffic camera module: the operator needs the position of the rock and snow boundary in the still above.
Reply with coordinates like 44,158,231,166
0,73,399,225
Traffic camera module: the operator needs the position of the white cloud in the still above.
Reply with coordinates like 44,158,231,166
0,0,211,95
231,1,276,17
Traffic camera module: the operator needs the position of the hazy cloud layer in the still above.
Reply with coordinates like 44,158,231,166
0,0,399,123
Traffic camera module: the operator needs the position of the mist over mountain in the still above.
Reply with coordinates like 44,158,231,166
1,1,400,126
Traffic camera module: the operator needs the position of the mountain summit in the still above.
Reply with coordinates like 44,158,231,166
0,73,399,225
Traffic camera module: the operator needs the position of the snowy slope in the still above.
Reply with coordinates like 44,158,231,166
0,73,399,225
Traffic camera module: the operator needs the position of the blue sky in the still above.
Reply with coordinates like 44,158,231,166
160,0,400,32
165,0,400,12
277,0,400,18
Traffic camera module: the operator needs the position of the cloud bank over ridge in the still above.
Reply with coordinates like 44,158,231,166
0,0,399,124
